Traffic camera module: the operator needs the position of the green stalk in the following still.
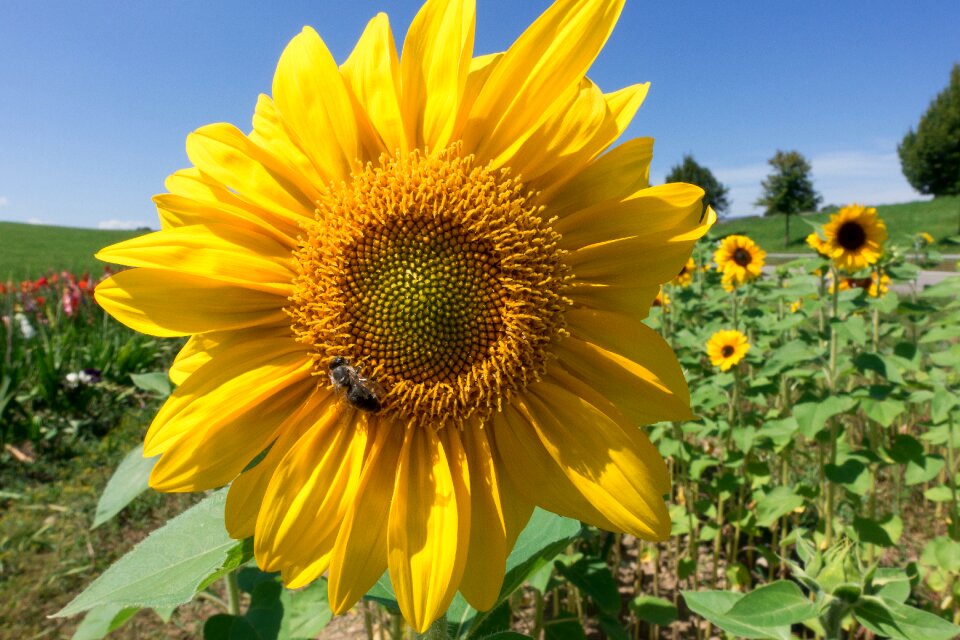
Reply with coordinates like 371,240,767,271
949,415,959,539
225,569,242,616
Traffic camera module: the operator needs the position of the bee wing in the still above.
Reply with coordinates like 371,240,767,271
359,377,387,399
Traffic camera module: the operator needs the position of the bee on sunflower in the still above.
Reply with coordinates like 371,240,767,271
714,234,765,291
92,0,713,631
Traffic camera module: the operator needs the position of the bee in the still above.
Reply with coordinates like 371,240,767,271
328,356,386,413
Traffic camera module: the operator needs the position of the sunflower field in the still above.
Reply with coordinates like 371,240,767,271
1,210,957,639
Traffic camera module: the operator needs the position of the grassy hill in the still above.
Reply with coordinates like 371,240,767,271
0,222,146,280
713,195,960,253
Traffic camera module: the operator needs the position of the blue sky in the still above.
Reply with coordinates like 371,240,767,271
1,0,958,229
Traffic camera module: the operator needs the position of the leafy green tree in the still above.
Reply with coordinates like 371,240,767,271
665,154,730,214
898,63,960,197
755,150,822,248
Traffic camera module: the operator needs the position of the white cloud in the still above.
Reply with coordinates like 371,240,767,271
0,196,8,208
98,219,151,230
713,147,928,218
26,217,45,225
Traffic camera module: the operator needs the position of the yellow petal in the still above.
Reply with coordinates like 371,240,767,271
458,422,533,611
95,269,287,337
224,390,334,539
524,381,671,540
255,407,366,577
553,335,693,425
95,224,295,296
249,94,330,193
153,193,299,248
341,13,408,157
565,203,715,287
464,0,625,164
493,403,619,532
556,182,704,249
400,0,475,150
144,329,308,457
185,123,316,218
272,27,359,182
388,425,467,633
566,282,659,325
327,420,403,614
542,136,653,217
150,371,314,492
168,334,214,387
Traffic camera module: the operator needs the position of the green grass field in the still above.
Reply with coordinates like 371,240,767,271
714,195,960,252
0,222,145,280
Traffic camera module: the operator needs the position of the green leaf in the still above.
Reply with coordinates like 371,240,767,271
205,577,283,640
476,634,534,640
543,614,587,640
904,454,945,486
920,537,960,572
860,397,906,427
756,417,799,453
853,353,903,384
56,490,240,618
871,568,912,604
72,605,139,640
793,396,857,439
851,514,902,547
681,590,790,640
855,596,960,640
755,487,805,528
630,596,678,626
279,579,332,640
726,580,818,627
554,559,620,614
92,444,158,529
924,486,954,502
130,371,172,397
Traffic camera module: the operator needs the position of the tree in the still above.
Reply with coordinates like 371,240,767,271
898,63,960,198
665,154,730,215
755,150,822,248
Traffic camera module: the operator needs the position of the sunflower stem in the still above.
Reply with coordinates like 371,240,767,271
225,569,241,616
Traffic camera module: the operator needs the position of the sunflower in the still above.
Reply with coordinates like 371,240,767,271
706,330,750,371
94,0,713,631
821,204,887,272
671,257,696,287
714,235,765,290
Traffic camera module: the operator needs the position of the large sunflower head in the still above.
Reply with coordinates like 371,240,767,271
822,204,887,272
714,234,765,290
806,231,830,257
93,0,713,631
706,329,750,371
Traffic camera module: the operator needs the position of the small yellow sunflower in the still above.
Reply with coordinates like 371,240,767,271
671,257,696,287
789,299,802,314
821,204,887,272
93,0,712,631
706,330,750,371
714,235,765,290
918,232,934,246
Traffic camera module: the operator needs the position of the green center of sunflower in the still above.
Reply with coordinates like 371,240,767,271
836,221,867,251
721,345,735,358
732,248,752,267
288,146,569,428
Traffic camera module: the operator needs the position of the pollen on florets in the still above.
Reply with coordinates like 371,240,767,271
287,145,570,428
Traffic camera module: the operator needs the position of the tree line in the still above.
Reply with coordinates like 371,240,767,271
667,63,960,246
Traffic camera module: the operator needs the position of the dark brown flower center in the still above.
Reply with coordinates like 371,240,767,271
721,345,735,358
732,248,752,267
837,221,867,251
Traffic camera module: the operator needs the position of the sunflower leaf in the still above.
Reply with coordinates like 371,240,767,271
91,443,158,529
55,490,239,618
